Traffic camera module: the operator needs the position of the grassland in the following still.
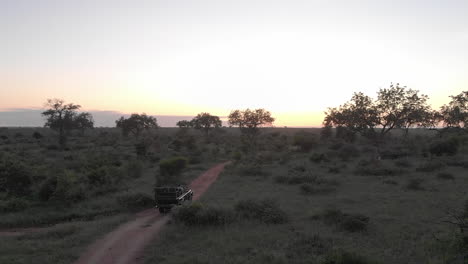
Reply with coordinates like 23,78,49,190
143,129,468,264
0,127,228,263
0,127,467,264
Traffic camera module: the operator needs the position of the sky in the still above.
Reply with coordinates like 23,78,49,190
1,0,468,127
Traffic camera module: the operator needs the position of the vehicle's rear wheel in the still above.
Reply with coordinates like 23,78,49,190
158,207,166,214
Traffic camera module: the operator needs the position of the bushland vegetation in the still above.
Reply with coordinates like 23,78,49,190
1,88,468,264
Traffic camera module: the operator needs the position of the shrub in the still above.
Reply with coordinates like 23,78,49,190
416,160,446,172
380,146,410,160
235,199,288,224
46,144,59,150
236,162,266,177
286,234,331,259
322,250,378,264
335,126,356,142
87,166,112,186
38,176,58,201
382,179,398,185
0,197,31,213
274,175,317,185
173,203,234,226
429,138,458,156
159,156,188,177
293,131,317,152
232,151,242,162
300,183,336,195
436,172,455,180
0,157,32,197
354,159,398,176
338,144,360,161
126,159,143,178
309,153,329,163
135,141,147,157
32,131,43,140
394,159,412,168
406,178,425,191
53,171,87,202
321,208,370,232
116,192,154,211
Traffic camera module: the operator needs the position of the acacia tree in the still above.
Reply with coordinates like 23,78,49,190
375,84,431,136
115,113,158,137
324,84,432,139
176,120,193,128
190,112,222,136
228,108,275,147
74,112,94,135
439,91,468,128
42,98,83,146
323,92,378,136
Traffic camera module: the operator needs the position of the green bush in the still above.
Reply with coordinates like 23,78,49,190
310,153,329,163
436,172,455,180
87,166,112,186
293,131,317,152
38,176,58,201
394,159,412,168
300,183,336,195
116,192,154,211
321,208,369,232
53,171,87,202
236,162,266,176
406,178,425,191
430,138,458,156
416,160,446,172
274,174,317,185
322,250,378,264
354,159,399,176
234,199,288,224
32,131,43,140
338,144,360,161
0,156,32,197
159,156,188,177
173,203,235,226
0,197,31,213
126,159,143,178
286,234,331,259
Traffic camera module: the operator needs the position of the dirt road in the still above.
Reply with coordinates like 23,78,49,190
73,161,230,264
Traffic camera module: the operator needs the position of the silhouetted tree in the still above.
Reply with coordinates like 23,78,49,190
115,113,158,137
176,120,193,128
320,125,333,141
42,98,81,146
375,84,431,136
439,91,468,128
323,92,378,136
324,84,432,138
74,112,94,135
228,108,275,148
191,112,222,136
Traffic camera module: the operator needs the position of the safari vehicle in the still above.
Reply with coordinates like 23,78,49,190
154,186,193,213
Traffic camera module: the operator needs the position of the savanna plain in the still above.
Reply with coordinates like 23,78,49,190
0,124,467,264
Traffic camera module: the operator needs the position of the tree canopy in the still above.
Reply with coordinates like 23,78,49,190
115,113,158,137
228,108,275,139
191,112,222,135
42,98,94,145
439,91,468,128
324,84,432,138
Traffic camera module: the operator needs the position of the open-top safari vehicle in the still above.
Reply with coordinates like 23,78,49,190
154,185,193,213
